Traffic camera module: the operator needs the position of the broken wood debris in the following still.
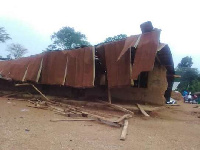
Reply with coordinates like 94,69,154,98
97,100,134,115
27,99,123,127
50,118,96,122
120,119,129,141
136,103,150,117
4,93,133,140
114,114,132,123
7,87,133,139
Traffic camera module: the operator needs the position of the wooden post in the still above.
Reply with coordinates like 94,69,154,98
108,88,111,104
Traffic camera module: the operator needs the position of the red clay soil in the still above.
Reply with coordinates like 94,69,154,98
0,97,200,150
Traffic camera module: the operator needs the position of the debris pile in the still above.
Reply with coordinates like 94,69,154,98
27,95,133,140
0,83,155,141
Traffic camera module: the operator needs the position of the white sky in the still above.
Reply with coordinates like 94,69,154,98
0,0,200,69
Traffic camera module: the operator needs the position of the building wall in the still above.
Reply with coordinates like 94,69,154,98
111,65,168,105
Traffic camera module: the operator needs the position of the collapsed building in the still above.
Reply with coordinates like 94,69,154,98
0,22,175,105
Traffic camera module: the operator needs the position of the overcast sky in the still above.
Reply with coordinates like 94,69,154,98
0,0,199,69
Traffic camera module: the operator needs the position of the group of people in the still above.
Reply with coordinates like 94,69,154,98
182,90,198,104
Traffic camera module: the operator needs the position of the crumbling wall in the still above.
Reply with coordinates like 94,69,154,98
111,65,168,105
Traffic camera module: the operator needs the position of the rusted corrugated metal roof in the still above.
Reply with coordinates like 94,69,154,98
0,47,95,88
0,30,174,89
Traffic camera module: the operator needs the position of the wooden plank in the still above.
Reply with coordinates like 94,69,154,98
136,104,150,117
50,118,95,122
78,110,121,127
114,114,132,123
22,65,29,81
36,58,43,82
97,100,134,115
62,56,68,85
120,119,129,141
27,105,48,109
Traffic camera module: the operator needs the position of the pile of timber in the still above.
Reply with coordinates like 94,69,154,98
27,98,133,140
27,98,133,127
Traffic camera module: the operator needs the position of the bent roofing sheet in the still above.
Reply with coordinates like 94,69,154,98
100,30,161,87
131,30,160,80
117,35,139,60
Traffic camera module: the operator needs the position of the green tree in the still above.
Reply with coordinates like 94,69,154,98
177,56,193,68
104,34,127,43
46,44,61,51
176,68,199,92
7,43,28,59
47,27,90,50
0,27,11,43
176,56,199,93
188,78,200,93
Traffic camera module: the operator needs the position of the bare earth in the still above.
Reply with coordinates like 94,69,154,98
0,97,200,150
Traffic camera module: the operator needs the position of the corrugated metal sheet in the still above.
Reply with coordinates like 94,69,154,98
117,35,139,60
65,47,95,88
104,40,131,88
41,51,67,85
132,30,160,79
24,54,44,82
0,58,29,81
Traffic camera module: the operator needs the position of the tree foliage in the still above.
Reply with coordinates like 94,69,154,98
47,27,90,50
177,56,193,68
176,68,199,92
6,43,28,59
104,34,127,43
176,56,200,93
0,27,11,43
188,78,200,93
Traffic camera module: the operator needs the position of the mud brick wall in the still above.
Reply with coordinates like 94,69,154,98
111,65,168,105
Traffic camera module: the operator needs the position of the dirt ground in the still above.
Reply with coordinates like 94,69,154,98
0,97,200,150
